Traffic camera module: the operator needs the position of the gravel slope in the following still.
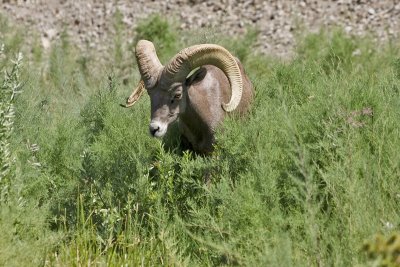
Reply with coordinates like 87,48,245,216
1,0,400,58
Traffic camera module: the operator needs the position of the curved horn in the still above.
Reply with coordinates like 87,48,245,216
122,80,146,108
163,44,243,112
135,40,163,89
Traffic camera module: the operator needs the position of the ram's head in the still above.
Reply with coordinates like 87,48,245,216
124,40,244,138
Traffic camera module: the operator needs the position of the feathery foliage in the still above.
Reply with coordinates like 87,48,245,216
0,46,22,200
0,14,399,266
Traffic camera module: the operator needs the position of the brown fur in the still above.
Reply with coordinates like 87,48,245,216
137,54,254,154
174,61,253,154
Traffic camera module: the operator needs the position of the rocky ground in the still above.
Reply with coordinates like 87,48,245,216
1,0,400,58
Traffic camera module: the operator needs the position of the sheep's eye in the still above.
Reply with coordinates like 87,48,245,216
171,94,181,103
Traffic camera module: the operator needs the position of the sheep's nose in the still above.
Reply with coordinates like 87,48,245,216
149,121,167,137
149,124,160,137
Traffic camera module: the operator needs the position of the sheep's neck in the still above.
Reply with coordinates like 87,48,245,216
179,97,214,153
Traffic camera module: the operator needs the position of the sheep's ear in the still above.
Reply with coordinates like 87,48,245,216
185,67,207,86
120,80,146,108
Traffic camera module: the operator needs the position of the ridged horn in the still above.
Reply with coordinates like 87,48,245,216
135,40,163,89
122,80,145,108
163,44,243,112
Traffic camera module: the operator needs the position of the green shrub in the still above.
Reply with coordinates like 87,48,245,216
1,15,400,266
134,14,178,61
0,47,22,199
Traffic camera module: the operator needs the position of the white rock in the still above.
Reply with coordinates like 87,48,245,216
367,8,375,15
41,36,51,50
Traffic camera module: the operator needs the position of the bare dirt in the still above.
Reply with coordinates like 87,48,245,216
1,0,400,58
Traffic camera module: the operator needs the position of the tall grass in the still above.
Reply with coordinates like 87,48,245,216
0,14,399,266
0,45,21,196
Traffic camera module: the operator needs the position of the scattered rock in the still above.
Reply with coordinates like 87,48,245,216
0,0,399,58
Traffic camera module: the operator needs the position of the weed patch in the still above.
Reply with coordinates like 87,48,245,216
0,15,399,266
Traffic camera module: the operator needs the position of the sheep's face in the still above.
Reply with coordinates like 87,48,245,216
147,81,184,138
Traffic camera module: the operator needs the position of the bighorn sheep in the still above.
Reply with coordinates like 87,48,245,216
123,40,254,154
